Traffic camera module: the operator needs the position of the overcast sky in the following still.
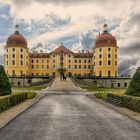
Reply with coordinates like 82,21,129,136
0,0,140,76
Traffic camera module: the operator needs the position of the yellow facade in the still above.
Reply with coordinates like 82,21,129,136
5,47,29,76
93,46,118,77
28,49,93,77
4,24,118,78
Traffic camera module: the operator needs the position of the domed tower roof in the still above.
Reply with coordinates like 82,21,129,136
6,24,27,49
95,24,117,48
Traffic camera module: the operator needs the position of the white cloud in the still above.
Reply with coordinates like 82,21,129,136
0,0,140,75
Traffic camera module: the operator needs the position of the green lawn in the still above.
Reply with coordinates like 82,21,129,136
12,85,47,91
81,85,126,94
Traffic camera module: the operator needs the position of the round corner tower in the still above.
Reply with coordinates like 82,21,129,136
93,24,118,77
4,24,29,76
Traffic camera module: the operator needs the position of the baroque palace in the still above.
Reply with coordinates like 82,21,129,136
4,24,118,78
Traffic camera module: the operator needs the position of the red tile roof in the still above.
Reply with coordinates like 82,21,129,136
74,53,93,58
29,53,50,58
50,44,73,54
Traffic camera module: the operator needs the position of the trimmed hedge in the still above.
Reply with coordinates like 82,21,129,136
0,92,27,113
95,93,140,112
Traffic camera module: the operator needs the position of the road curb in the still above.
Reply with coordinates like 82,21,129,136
0,93,46,129
86,94,140,123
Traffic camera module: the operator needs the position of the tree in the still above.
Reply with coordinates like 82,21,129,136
0,65,12,96
125,69,140,96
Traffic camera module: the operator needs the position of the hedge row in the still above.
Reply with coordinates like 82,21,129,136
0,92,27,113
95,93,140,112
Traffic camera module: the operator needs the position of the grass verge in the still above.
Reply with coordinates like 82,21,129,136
12,85,47,91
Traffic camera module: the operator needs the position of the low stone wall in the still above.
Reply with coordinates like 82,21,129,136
10,77,53,87
74,77,131,88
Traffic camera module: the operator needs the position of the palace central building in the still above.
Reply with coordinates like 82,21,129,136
4,24,118,77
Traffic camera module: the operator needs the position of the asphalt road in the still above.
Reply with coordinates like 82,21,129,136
0,91,140,140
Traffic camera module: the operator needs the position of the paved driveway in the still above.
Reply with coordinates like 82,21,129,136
0,78,140,140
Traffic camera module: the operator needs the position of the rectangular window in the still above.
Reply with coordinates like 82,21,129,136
115,54,117,59
36,65,39,69
88,65,91,69
20,54,23,59
47,65,49,69
99,48,102,52
32,65,34,69
99,71,102,77
88,59,91,63
42,65,44,69
108,60,111,65
12,60,15,65
69,60,71,63
20,61,23,65
84,65,86,69
118,83,121,87
42,59,44,63
12,48,15,52
75,60,77,63
99,61,102,66
68,65,71,69
31,60,34,63
12,54,15,58
7,61,8,65
108,54,111,58
75,65,77,69
108,48,111,51
124,83,127,87
36,59,39,63
84,60,86,63
53,60,55,63
99,54,102,58
115,61,117,66
79,60,81,63
47,59,49,63
108,71,111,77
79,65,81,69
20,48,23,52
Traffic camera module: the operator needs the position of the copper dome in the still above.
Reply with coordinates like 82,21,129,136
95,24,117,48
6,24,27,49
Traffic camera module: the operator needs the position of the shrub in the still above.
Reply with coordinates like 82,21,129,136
0,92,27,113
0,65,12,96
125,69,140,96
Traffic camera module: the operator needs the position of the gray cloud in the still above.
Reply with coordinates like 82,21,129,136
120,43,140,56
118,56,140,77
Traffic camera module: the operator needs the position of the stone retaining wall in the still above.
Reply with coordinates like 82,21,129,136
74,78,131,88
10,77,53,87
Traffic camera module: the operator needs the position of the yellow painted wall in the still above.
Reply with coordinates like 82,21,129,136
93,46,118,77
5,46,118,77
5,46,29,76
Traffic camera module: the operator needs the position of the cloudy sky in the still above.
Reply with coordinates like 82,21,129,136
0,0,140,76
